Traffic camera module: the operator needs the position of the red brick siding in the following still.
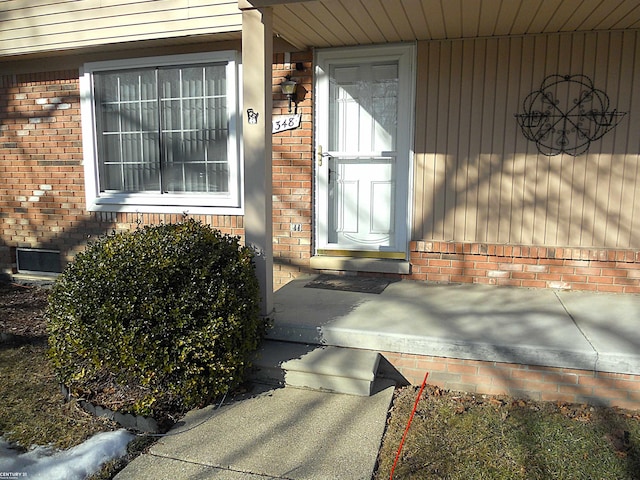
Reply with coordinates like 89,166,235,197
0,54,314,282
0,70,244,274
271,51,314,289
382,351,640,410
409,241,640,294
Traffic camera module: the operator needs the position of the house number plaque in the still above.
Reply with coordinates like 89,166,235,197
272,113,301,134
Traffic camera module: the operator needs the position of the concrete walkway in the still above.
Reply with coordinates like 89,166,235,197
270,276,640,375
115,381,395,480
117,276,640,479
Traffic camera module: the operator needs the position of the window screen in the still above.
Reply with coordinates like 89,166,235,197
94,63,229,194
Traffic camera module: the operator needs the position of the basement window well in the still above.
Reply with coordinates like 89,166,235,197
16,248,62,275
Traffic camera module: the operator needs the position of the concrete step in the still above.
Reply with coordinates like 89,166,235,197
252,340,381,396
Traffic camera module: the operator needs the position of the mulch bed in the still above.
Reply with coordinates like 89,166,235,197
0,281,49,341
0,281,179,433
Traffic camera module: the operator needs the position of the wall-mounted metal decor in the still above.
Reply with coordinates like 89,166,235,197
515,75,626,156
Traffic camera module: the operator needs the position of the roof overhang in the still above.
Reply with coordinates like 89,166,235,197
241,0,640,51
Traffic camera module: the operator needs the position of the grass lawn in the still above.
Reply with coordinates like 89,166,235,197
0,282,113,451
3,282,640,479
0,282,153,479
0,343,115,450
375,384,640,479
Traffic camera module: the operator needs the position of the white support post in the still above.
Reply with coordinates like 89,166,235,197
242,7,274,317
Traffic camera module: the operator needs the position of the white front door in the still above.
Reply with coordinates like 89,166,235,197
315,45,414,256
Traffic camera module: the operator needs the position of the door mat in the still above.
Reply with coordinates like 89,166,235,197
304,275,395,294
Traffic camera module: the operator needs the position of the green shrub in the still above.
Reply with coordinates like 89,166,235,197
47,220,263,420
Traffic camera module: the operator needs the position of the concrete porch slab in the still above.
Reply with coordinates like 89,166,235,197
270,276,640,376
555,291,640,374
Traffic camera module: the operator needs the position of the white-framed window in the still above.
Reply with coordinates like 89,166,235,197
80,51,242,214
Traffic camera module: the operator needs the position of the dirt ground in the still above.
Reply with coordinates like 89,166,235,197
0,281,49,339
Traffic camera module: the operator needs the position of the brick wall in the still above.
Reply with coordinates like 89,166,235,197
271,51,314,289
0,71,84,271
0,71,244,274
0,54,313,282
409,241,640,294
382,351,640,410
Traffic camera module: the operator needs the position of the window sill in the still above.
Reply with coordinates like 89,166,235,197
88,202,244,216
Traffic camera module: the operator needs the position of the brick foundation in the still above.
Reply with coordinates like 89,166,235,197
409,240,640,294
382,351,640,410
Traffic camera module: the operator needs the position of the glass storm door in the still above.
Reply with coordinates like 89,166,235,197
315,45,414,255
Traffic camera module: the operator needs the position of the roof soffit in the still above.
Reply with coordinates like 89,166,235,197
265,0,640,49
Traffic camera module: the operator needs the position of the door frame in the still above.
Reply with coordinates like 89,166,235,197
314,43,416,258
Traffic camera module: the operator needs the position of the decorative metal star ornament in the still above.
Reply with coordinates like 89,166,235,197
515,75,626,156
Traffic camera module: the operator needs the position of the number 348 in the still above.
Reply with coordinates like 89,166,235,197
272,114,301,133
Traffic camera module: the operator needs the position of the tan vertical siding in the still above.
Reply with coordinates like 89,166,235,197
413,30,640,249
0,1,241,56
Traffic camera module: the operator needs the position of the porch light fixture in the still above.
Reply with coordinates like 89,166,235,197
280,75,298,113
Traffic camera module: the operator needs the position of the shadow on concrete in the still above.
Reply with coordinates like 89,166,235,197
270,275,640,477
